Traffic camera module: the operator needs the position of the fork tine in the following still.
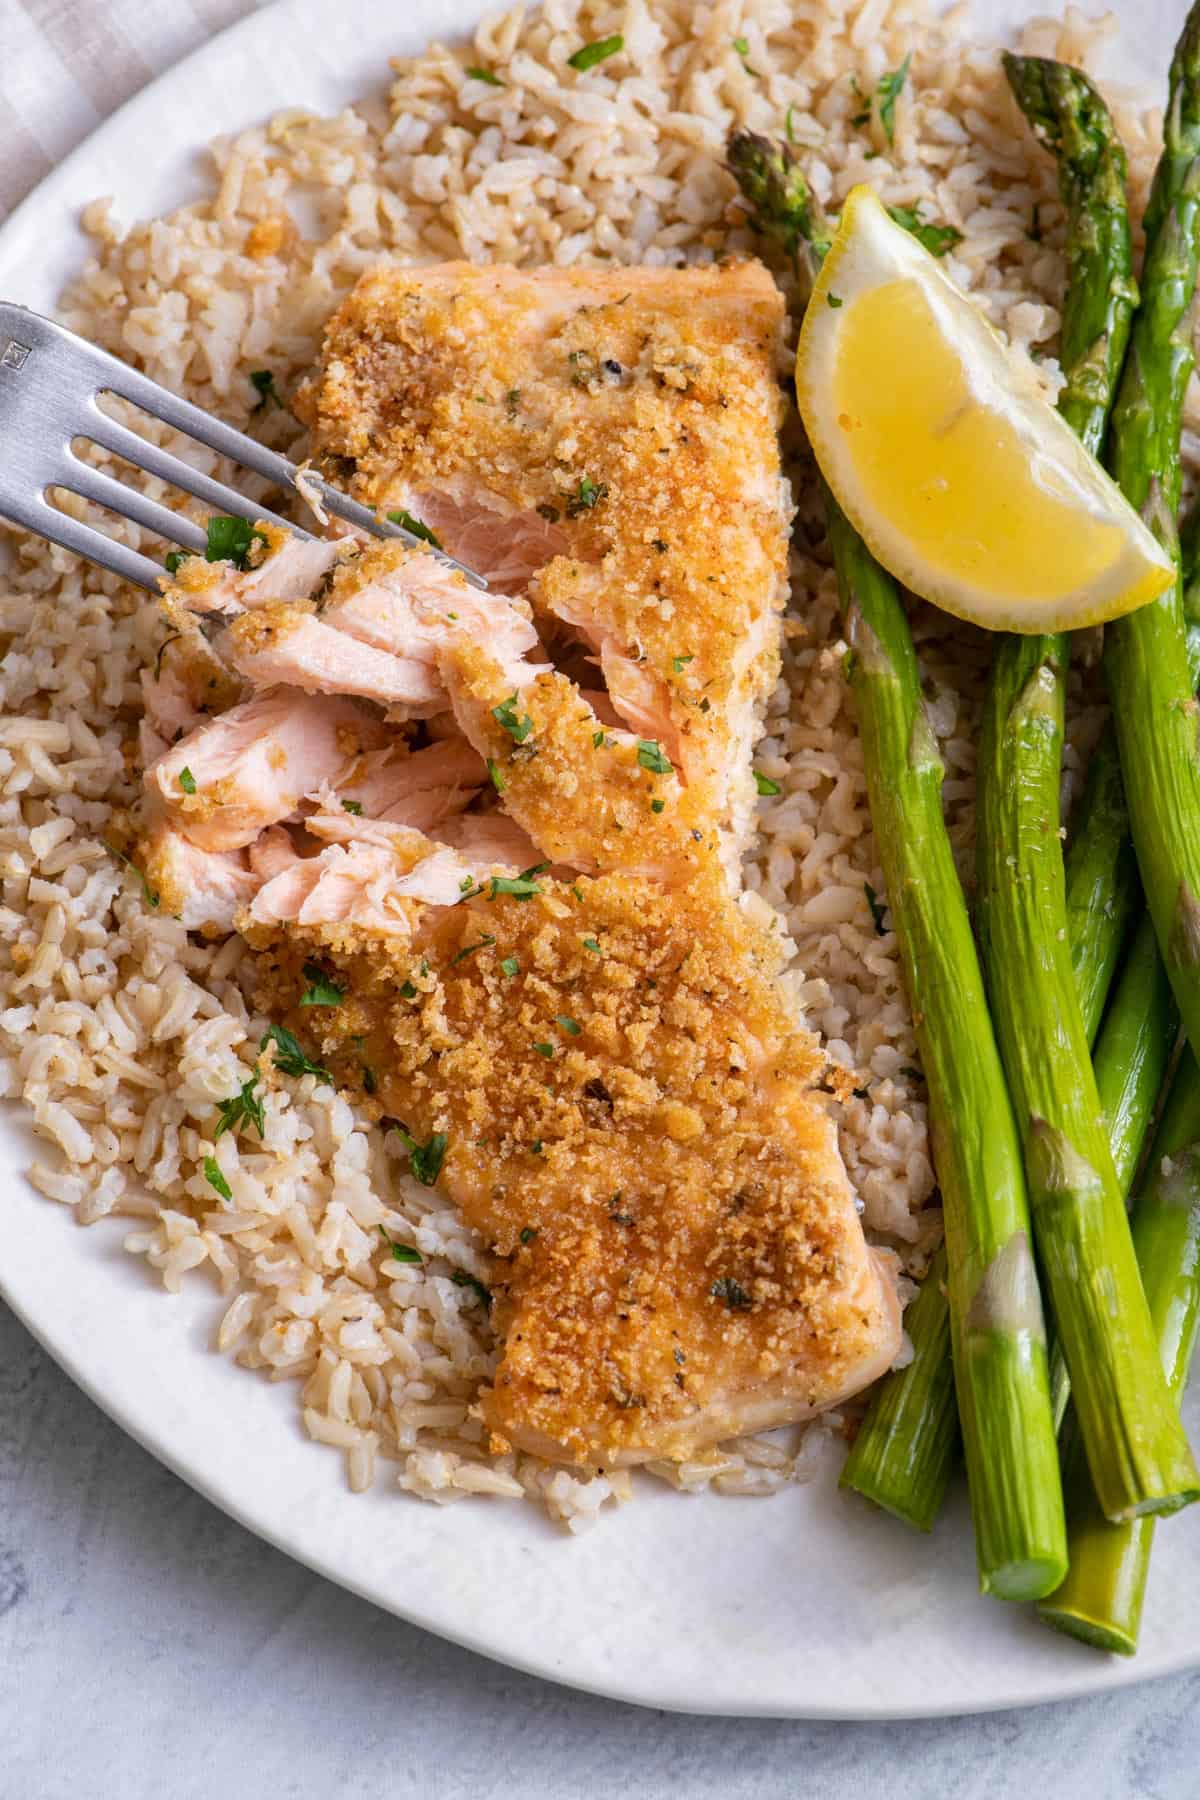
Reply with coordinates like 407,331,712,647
60,456,210,553
84,403,311,540
99,356,313,491
0,492,167,592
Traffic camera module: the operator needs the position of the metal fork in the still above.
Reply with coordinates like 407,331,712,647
0,301,486,593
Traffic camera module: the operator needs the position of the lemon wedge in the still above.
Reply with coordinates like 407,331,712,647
794,186,1174,633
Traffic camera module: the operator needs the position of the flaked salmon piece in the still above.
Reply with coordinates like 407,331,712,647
438,641,717,884
549,592,685,774
332,738,485,819
436,811,546,872
166,525,346,616
139,823,260,934
319,540,547,692
248,824,303,882
247,868,901,1467
217,604,446,712
388,483,568,594
147,688,387,852
245,837,477,935
300,259,792,866
138,627,244,764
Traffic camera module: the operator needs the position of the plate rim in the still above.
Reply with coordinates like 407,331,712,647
0,0,1196,1721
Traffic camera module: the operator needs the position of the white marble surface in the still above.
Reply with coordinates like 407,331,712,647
0,1298,1194,1799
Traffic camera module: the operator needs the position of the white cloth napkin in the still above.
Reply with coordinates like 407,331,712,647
0,0,270,219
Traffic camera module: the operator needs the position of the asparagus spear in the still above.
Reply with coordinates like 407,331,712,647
1046,913,1179,1431
1103,3,1200,1063
838,1243,955,1531
729,130,1066,1599
1040,1051,1200,1653
1064,737,1141,1047
1093,914,1180,1200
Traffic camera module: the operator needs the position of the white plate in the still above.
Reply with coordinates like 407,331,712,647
0,0,1196,1721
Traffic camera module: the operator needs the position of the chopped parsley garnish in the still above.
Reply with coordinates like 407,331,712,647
386,508,443,549
651,798,665,814
827,293,844,308
711,1275,753,1311
379,1224,422,1264
299,961,346,1007
214,1074,265,1141
536,503,561,523
636,739,672,775
864,881,887,934
204,515,267,570
653,539,669,554
505,388,522,416
582,937,601,955
570,884,584,903
556,1015,582,1036
592,730,608,749
459,875,478,894
249,369,281,412
886,203,962,258
877,54,911,145
567,33,623,72
520,1226,538,1244
203,1156,233,1201
465,65,505,85
486,757,506,793
492,694,534,744
754,770,782,796
785,102,799,143
531,1139,544,1155
565,474,608,516
164,551,184,576
501,956,520,978
106,842,160,909
399,980,417,999
392,1125,448,1187
362,1065,377,1095
178,766,197,795
489,865,546,900
533,1041,555,1058
672,653,693,673
732,34,760,75
451,1269,492,1308
259,1023,331,1084
342,798,363,815
451,933,496,965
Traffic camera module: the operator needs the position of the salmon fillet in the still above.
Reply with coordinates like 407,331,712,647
132,257,901,1472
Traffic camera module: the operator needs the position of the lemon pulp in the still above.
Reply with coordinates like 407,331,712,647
832,277,1130,604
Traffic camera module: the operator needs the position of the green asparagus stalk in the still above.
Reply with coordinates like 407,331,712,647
1039,1050,1200,1652
838,1243,955,1530
1046,912,1179,1430
1064,737,1141,1047
827,501,1067,1598
728,128,1068,1599
1103,2,1200,1066
1093,914,1180,1199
